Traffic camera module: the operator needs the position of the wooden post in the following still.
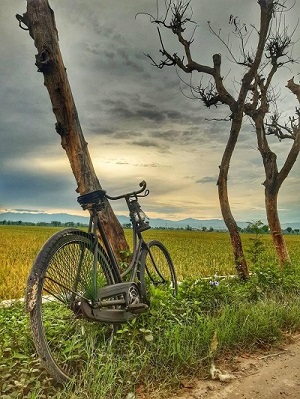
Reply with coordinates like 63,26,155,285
16,0,129,254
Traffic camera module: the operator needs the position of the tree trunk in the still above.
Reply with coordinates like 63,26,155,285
218,175,249,279
254,117,291,266
17,0,129,254
265,190,291,265
217,117,249,280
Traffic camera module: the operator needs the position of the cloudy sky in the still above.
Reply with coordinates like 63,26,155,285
0,0,299,223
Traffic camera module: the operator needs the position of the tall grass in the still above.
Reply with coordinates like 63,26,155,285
2,271,300,398
0,226,61,300
1,224,300,398
1,225,300,300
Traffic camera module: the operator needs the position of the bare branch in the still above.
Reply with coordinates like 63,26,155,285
16,13,29,31
266,107,300,141
266,27,294,66
287,77,300,102
141,0,240,111
193,82,223,108
205,115,232,122
209,16,256,68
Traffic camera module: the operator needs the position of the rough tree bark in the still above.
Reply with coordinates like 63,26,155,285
253,117,292,265
16,0,129,255
217,113,247,278
260,114,299,265
244,66,299,265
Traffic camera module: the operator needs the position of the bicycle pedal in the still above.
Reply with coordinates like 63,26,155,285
126,302,149,314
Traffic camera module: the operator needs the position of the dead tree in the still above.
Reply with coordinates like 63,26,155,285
204,4,298,267
241,10,298,266
263,84,300,265
141,0,280,279
16,0,129,255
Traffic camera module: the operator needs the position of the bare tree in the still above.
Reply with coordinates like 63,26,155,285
240,8,299,266
16,0,129,255
141,0,282,278
262,80,300,265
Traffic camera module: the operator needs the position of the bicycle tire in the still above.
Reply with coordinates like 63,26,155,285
26,229,117,383
138,240,177,304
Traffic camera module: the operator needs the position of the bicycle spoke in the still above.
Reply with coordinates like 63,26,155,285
28,230,116,382
139,240,177,304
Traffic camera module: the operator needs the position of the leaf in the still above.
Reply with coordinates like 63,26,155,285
139,328,152,333
144,333,154,342
14,380,25,387
12,352,29,360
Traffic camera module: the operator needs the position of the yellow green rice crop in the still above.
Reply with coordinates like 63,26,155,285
1,225,299,300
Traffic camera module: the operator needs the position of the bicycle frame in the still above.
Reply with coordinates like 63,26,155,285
89,192,150,286
76,181,151,322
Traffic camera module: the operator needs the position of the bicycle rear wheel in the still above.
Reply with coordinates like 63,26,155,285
139,240,177,304
26,229,116,383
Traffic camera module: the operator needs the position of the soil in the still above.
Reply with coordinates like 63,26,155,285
167,334,300,399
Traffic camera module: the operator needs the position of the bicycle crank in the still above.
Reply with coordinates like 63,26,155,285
80,282,148,323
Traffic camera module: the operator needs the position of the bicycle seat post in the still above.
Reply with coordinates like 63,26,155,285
90,207,98,236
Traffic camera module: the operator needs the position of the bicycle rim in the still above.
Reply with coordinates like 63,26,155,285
139,240,177,304
27,229,116,383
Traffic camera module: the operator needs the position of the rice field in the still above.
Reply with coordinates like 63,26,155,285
1,225,300,300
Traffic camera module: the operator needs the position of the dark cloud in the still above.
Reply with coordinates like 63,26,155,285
113,159,160,168
113,131,142,140
0,170,77,210
150,130,180,140
1,0,299,223
165,110,189,122
138,101,157,109
103,99,167,123
87,125,115,135
118,48,143,72
131,139,168,149
136,109,166,122
101,96,208,129
196,176,218,184
115,161,130,165
108,106,135,120
137,163,160,168
181,129,205,144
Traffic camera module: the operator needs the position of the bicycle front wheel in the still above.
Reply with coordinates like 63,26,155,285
139,240,177,304
26,229,116,383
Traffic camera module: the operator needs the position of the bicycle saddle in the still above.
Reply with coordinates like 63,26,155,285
77,190,106,209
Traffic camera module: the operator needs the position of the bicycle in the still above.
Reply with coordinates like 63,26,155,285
25,180,177,383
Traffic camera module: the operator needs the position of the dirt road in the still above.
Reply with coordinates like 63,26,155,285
172,335,300,399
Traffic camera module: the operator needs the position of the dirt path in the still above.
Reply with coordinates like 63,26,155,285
171,335,300,399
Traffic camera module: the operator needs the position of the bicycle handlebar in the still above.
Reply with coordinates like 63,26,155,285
106,180,149,201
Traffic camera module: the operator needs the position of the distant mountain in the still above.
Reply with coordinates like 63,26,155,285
148,217,229,230
0,212,89,225
0,211,229,229
0,211,299,230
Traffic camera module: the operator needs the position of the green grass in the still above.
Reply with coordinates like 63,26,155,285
1,226,300,398
2,267,300,398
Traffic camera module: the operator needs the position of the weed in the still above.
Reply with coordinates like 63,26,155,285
1,227,300,397
245,220,266,264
